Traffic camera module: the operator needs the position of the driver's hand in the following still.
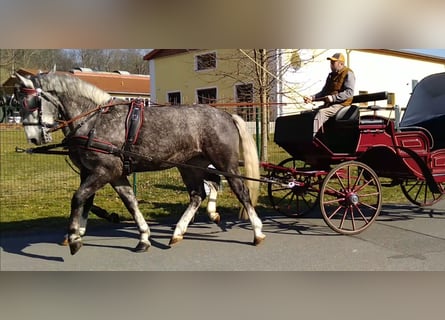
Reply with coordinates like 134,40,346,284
303,96,312,104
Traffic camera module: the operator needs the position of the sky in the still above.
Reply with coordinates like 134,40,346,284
403,49,445,58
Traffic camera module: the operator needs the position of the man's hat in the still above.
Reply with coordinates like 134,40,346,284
327,52,345,62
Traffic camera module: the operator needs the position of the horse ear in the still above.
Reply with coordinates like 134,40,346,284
15,72,35,89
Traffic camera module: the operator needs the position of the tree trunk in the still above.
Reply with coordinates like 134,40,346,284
259,49,268,162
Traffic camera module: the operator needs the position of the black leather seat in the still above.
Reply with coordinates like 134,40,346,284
335,105,359,125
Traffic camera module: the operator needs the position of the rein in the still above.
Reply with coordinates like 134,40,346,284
47,99,128,133
16,140,275,185
17,84,281,185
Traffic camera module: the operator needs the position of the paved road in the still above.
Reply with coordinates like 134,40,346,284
2,203,445,271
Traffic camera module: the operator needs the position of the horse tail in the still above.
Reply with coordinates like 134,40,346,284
231,114,260,220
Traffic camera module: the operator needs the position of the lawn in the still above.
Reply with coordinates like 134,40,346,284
0,125,408,234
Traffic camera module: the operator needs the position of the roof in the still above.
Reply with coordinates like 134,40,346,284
1,68,42,94
143,49,198,60
355,49,445,64
69,69,150,96
1,68,150,96
143,49,445,64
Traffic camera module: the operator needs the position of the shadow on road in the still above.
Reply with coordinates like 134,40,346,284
2,203,445,262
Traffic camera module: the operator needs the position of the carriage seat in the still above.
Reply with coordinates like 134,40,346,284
334,105,359,126
399,126,435,150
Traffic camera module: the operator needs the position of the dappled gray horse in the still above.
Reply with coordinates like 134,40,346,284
16,72,265,255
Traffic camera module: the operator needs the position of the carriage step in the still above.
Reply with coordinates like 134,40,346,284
381,179,402,187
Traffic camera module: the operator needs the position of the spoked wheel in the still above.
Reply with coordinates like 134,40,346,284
320,161,382,235
267,157,323,217
400,179,445,207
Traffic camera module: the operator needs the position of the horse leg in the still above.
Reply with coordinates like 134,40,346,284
169,192,202,245
61,194,94,246
110,176,151,252
169,168,205,245
226,176,266,246
62,169,96,246
204,180,221,224
68,181,105,255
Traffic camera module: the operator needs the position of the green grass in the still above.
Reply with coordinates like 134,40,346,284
0,125,408,234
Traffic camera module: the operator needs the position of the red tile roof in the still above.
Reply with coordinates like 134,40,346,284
1,68,150,97
70,69,150,96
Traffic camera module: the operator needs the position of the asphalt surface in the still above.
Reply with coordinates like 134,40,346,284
2,203,445,271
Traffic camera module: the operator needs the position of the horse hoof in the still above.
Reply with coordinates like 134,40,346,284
169,235,183,246
253,235,266,246
133,241,150,253
69,241,82,255
109,213,120,224
60,238,69,246
213,214,221,225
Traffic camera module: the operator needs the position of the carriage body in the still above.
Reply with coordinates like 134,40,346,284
267,73,445,234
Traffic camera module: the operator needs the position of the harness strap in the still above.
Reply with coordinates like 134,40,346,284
67,136,122,155
122,100,145,174
47,99,128,133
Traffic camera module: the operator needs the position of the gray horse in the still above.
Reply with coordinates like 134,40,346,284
16,72,265,255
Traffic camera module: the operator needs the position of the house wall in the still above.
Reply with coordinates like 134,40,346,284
149,49,255,104
278,49,445,118
349,50,445,108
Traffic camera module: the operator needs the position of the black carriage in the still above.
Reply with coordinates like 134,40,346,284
263,72,445,235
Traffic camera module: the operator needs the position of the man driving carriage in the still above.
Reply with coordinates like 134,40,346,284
303,52,356,137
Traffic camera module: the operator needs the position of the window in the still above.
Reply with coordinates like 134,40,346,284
387,92,395,106
168,92,181,105
196,52,216,71
197,88,217,104
236,83,255,121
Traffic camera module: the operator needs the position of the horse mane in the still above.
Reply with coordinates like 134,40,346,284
41,73,112,105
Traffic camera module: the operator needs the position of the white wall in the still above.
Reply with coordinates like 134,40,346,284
277,49,445,118
349,50,445,108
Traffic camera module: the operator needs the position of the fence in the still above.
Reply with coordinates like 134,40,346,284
0,120,286,227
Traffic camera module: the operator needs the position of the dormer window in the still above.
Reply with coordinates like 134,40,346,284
195,52,216,71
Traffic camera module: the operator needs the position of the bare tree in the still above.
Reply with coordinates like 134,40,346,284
1,49,149,84
71,49,149,74
197,49,318,161
195,49,279,161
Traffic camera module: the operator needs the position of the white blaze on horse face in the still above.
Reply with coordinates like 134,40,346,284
22,111,43,145
41,103,58,126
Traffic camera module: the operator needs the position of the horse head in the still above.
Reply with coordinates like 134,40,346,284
15,72,61,145
16,72,114,145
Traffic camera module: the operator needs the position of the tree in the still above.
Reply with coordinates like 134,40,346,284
195,49,280,162
191,49,321,161
0,49,150,79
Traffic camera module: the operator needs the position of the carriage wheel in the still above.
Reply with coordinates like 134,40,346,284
400,179,445,207
267,157,322,217
320,161,382,235
0,105,5,123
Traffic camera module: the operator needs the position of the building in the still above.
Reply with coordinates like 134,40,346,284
278,49,445,117
144,49,255,105
145,49,445,124
2,68,150,102
69,68,150,103
1,68,150,123
144,49,277,122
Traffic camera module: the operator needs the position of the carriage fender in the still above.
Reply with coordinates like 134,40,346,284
358,145,439,193
395,145,439,193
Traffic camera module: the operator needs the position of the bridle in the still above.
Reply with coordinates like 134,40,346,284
16,82,62,143
17,79,125,140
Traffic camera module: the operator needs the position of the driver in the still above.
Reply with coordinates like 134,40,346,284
303,52,356,137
